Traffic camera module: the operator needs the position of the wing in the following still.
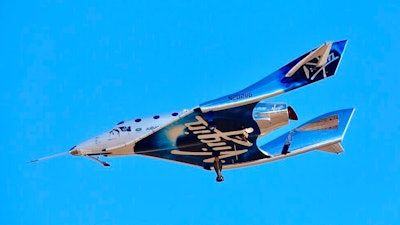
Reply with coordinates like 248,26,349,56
200,40,348,112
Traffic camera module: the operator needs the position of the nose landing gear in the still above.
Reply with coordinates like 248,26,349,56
86,155,110,167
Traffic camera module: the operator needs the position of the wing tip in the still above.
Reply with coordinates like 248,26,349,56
333,39,348,53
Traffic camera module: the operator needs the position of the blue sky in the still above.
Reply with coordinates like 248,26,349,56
1,1,399,224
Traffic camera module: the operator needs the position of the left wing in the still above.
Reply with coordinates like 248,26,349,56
200,40,347,112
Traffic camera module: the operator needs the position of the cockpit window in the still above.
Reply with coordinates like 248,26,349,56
119,126,131,132
117,121,125,125
109,126,131,135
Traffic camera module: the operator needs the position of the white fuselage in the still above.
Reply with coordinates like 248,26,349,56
69,109,191,157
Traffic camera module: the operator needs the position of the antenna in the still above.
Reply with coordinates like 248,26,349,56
29,151,69,163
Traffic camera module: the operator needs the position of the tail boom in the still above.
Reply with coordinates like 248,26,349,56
222,108,355,170
200,40,348,112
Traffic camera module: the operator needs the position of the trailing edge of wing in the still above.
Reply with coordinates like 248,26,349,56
200,40,348,112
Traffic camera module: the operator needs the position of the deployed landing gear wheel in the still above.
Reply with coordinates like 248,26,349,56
213,156,224,182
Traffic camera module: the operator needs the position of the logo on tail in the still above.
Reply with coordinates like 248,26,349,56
302,52,340,81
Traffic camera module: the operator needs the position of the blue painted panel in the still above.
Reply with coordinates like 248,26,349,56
200,40,347,111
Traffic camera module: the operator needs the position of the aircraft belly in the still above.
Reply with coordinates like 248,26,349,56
133,104,269,168
107,142,136,156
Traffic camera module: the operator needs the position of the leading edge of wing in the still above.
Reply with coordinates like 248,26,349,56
200,40,348,112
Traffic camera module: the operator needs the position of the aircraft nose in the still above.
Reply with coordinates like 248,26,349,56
69,145,82,156
69,136,101,156
69,149,81,156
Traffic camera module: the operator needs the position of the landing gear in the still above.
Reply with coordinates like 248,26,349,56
86,155,111,167
213,157,224,182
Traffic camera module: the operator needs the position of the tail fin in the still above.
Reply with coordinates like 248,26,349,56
259,108,355,156
281,40,347,83
200,40,348,112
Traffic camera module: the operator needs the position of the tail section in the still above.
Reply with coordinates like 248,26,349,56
200,40,348,112
281,40,347,84
285,42,333,78
221,108,354,169
259,108,355,157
